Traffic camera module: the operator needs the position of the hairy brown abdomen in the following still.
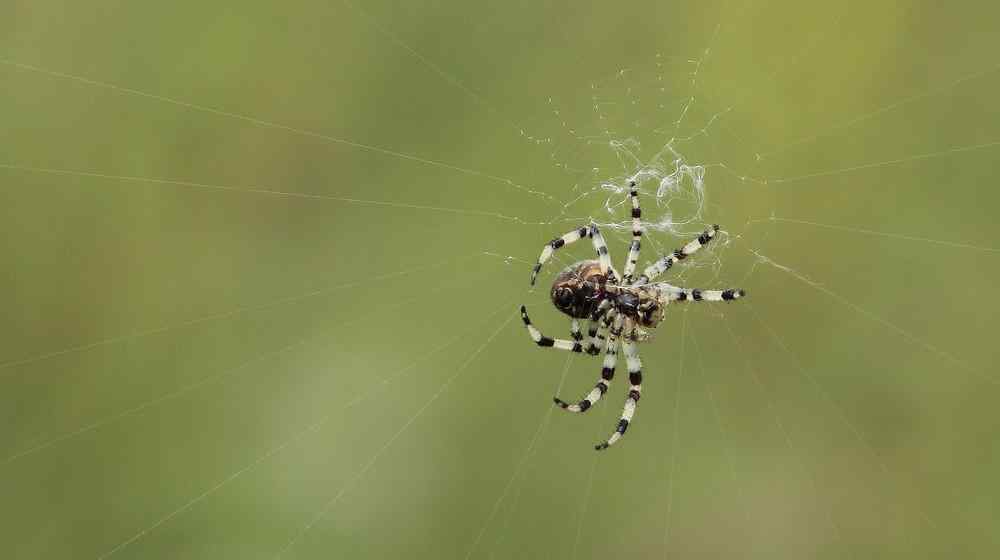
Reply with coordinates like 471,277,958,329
550,260,608,319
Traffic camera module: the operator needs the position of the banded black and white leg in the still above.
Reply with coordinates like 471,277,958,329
657,285,746,303
570,319,584,344
520,305,586,353
554,314,623,412
622,181,643,283
633,225,721,285
596,336,642,450
530,224,613,286
583,319,605,356
582,300,614,355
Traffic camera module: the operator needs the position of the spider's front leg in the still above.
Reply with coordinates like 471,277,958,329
659,286,746,302
634,225,720,285
530,224,613,286
596,336,642,450
622,181,643,284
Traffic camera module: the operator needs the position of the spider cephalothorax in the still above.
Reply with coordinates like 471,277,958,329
521,182,746,450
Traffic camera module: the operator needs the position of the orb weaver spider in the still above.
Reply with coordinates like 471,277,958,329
520,183,745,449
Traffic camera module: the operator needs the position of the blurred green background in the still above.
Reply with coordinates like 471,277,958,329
2,1,999,558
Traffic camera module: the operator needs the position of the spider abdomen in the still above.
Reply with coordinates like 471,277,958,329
550,260,609,319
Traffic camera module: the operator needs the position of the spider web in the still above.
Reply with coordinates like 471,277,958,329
2,0,999,559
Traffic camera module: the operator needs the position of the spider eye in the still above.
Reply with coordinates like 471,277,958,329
554,287,575,310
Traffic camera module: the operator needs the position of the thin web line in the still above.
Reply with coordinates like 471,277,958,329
341,0,622,164
273,307,518,558
761,216,1000,254
769,140,1000,184
723,10,843,116
663,0,767,146
0,252,476,373
466,353,575,560
715,312,844,543
688,316,752,526
758,61,1000,160
745,247,996,386
742,304,892,470
339,0,578,189
2,265,483,466
569,390,617,559
0,59,553,203
672,22,720,135
570,453,600,558
0,164,545,226
95,299,514,560
697,8,845,156
741,302,939,532
339,0,497,116
662,309,688,555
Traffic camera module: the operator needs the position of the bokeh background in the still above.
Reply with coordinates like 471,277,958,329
3,1,999,558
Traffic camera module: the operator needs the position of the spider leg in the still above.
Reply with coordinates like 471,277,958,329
581,300,613,355
634,225,721,285
622,181,643,283
595,336,642,450
570,318,584,343
554,314,622,413
530,224,613,286
583,319,607,355
520,305,584,352
657,284,746,302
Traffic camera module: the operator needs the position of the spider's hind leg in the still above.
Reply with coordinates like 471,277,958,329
582,300,613,355
583,320,608,356
554,314,622,412
520,306,584,353
596,338,642,450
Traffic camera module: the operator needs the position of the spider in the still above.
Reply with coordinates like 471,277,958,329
520,182,746,450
